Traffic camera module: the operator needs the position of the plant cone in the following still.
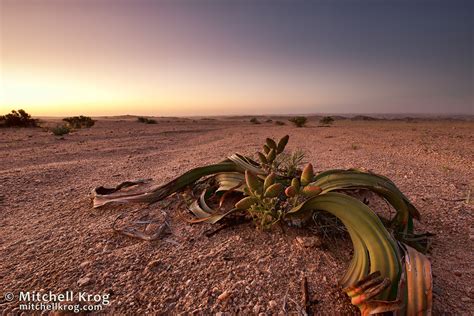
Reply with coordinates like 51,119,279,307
266,149,276,163
301,163,314,185
291,178,300,192
276,135,289,153
264,183,283,198
285,185,297,197
266,138,277,149
302,185,322,197
235,196,257,209
257,152,268,165
264,173,276,190
263,144,270,154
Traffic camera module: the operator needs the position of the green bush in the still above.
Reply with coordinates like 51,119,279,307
320,116,334,125
275,121,286,126
63,115,95,128
52,125,70,136
137,117,157,124
288,116,307,127
250,117,261,124
0,109,38,127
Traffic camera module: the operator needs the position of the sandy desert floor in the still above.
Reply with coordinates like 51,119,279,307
0,117,473,314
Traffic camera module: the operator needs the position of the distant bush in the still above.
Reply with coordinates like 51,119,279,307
351,115,377,121
275,120,286,126
51,125,70,136
0,109,38,127
265,119,273,123
63,115,95,128
320,116,334,125
288,116,307,127
250,117,261,124
137,117,157,124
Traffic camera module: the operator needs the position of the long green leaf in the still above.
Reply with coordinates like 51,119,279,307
311,169,420,233
93,162,240,207
286,192,402,300
215,172,246,192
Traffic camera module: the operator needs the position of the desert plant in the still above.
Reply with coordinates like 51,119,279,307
288,116,307,127
51,125,70,136
92,135,432,314
0,109,38,127
275,120,286,126
320,116,334,125
250,117,260,124
63,115,95,128
137,117,157,124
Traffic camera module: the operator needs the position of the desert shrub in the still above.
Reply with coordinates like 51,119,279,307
275,121,286,126
288,116,307,127
137,117,157,124
51,125,70,136
265,119,273,123
63,115,95,128
320,116,334,125
250,117,261,124
0,109,38,127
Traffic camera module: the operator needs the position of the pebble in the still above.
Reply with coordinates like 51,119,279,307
253,305,262,313
295,236,323,248
80,261,91,268
145,260,162,272
461,296,470,302
268,300,277,308
217,290,231,301
454,271,462,277
77,277,91,286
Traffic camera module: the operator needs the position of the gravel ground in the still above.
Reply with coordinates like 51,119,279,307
0,117,473,314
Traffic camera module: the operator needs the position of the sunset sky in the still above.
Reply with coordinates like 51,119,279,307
1,0,472,116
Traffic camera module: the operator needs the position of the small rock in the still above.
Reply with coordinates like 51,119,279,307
80,261,91,269
454,271,462,277
77,277,91,286
185,279,192,287
217,290,231,301
295,236,323,248
461,296,471,302
145,260,162,272
253,305,262,314
268,300,277,309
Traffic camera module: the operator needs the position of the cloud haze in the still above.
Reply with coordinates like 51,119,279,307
1,0,472,116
